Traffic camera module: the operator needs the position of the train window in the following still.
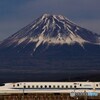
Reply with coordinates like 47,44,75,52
66,85,68,88
13,84,15,87
17,84,19,87
28,85,30,88
70,85,72,88
74,86,77,88
45,85,47,88
62,85,64,88
40,85,43,88
57,85,60,88
24,86,26,88
49,85,51,88
36,85,38,88
96,84,98,87
53,85,55,88
32,85,34,88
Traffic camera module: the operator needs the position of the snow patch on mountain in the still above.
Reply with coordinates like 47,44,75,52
17,37,27,45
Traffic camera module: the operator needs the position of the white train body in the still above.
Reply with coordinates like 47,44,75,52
0,82,100,94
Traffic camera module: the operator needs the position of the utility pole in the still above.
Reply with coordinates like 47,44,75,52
22,83,25,100
74,83,77,100
84,91,87,100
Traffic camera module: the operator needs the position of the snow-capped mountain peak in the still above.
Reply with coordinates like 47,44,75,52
1,14,100,51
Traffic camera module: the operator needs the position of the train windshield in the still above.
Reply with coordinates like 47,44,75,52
0,83,5,86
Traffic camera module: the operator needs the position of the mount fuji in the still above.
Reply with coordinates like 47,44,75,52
0,14,100,82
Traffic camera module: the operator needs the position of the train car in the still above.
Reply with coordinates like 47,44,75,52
0,82,100,94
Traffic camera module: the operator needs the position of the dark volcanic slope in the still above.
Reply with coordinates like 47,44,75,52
0,14,100,82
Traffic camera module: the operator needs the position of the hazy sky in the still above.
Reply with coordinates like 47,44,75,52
0,0,100,41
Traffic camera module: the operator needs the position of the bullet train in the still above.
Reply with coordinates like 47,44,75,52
0,82,100,94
